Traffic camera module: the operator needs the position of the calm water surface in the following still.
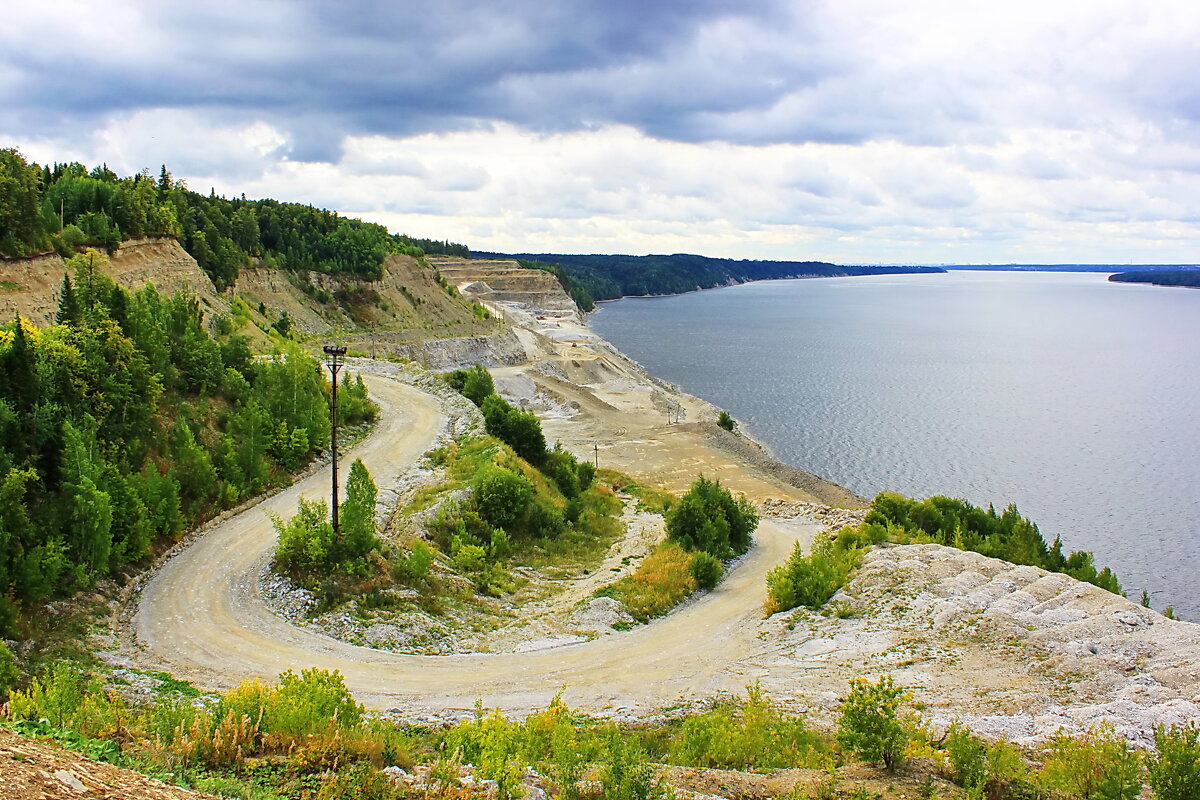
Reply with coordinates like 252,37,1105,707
589,271,1200,619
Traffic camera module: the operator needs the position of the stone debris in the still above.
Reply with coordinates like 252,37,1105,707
758,499,867,530
571,596,636,634
381,761,551,798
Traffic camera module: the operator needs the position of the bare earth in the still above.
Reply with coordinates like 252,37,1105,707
122,290,1200,743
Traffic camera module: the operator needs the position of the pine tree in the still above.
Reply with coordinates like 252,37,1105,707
56,274,80,324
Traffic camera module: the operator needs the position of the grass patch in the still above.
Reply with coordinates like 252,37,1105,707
600,469,676,514
0,280,24,293
598,541,696,622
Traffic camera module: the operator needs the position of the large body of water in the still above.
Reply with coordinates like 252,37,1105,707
589,271,1200,620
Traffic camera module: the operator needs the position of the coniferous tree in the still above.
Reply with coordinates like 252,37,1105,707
339,458,378,563
56,274,81,325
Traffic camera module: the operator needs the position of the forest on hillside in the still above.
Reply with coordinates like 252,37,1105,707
0,148,469,289
484,251,945,308
0,250,376,638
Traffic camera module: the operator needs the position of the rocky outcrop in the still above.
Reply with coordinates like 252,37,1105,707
430,257,578,318
387,328,530,371
0,238,222,325
760,543,1200,746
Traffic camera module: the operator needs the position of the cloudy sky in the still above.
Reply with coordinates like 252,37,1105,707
4,1,1200,264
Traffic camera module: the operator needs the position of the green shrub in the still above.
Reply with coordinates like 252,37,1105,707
6,663,94,729
394,539,436,586
273,668,364,736
666,476,758,559
272,498,336,575
1037,724,1141,800
0,640,18,696
836,675,909,771
473,465,534,530
527,501,567,540
717,410,735,431
461,365,495,407
479,394,547,465
668,683,830,770
765,531,864,614
600,727,671,800
1148,723,1200,800
689,551,724,590
944,723,988,791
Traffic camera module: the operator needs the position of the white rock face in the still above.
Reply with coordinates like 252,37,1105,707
758,543,1200,746
572,596,636,633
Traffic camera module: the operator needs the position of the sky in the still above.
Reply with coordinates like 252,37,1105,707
4,0,1200,264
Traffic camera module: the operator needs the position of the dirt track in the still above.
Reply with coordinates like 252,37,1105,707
129,373,819,717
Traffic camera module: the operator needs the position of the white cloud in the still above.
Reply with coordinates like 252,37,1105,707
5,1,1200,262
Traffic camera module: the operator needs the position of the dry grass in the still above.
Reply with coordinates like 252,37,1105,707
601,541,697,622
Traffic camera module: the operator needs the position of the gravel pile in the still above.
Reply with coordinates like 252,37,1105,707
759,499,867,530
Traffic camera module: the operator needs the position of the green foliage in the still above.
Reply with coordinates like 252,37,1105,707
717,410,736,432
446,364,495,407
272,668,364,735
5,717,122,763
765,526,875,614
689,550,724,590
599,727,670,800
480,394,547,465
340,458,380,562
865,491,1122,595
272,498,336,576
394,539,436,587
0,640,19,697
273,460,379,584
668,683,830,770
1037,725,1142,799
0,148,51,257
1147,723,1200,800
473,465,535,529
665,476,758,560
942,723,1029,795
836,675,910,771
0,261,350,622
944,723,988,792
338,372,378,425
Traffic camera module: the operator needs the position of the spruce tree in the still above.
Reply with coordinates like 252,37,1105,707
56,273,80,324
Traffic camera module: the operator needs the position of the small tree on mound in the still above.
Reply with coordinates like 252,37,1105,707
837,674,909,771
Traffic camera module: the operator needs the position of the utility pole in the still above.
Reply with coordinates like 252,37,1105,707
593,442,599,468
323,345,348,532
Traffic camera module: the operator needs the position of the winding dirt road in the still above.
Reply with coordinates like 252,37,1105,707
129,373,818,717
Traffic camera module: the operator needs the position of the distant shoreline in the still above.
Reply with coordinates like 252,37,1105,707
1108,269,1200,289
